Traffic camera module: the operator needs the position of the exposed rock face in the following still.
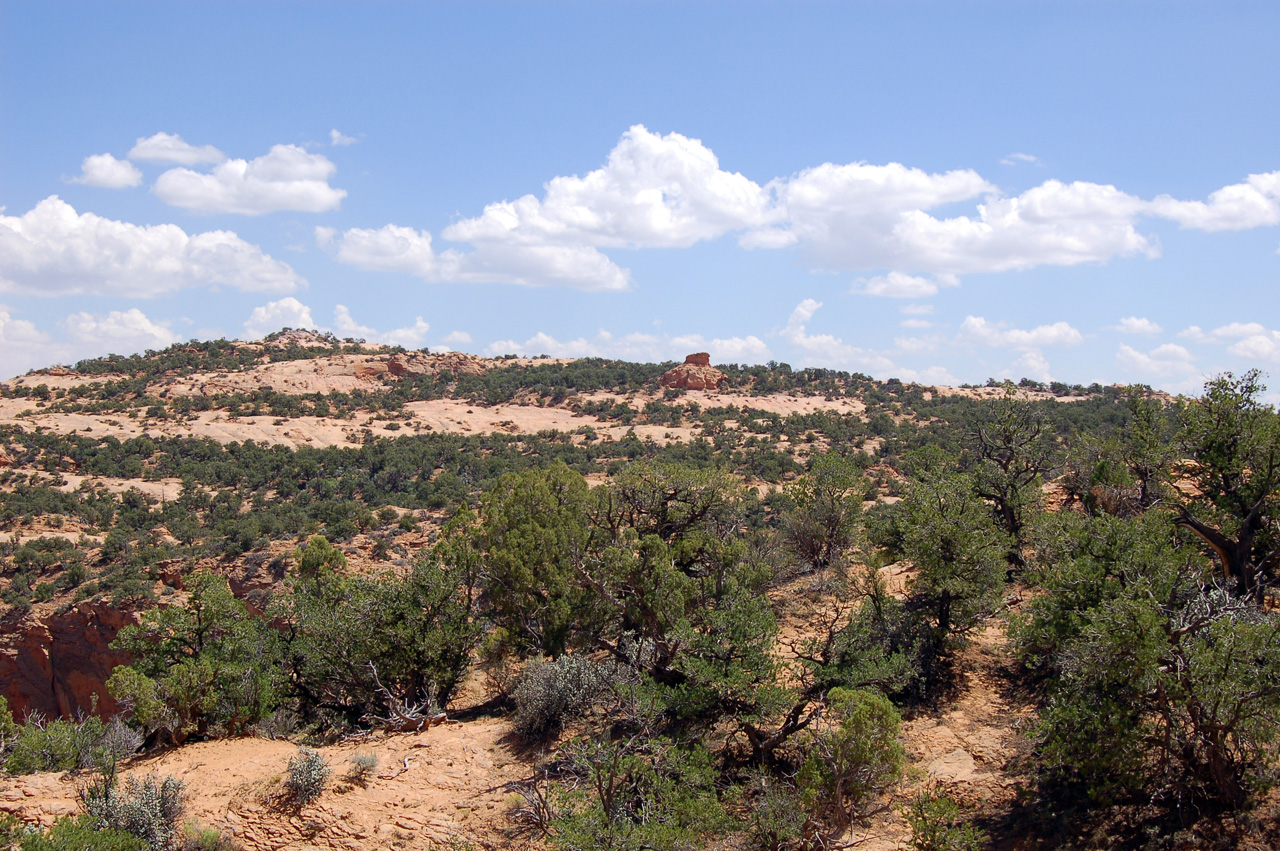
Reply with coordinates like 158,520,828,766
660,353,727,391
354,352,490,382
0,602,136,718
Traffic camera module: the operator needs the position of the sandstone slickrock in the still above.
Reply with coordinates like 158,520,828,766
660,353,727,390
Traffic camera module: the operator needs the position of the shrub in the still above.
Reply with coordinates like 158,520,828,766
181,825,240,851
284,747,329,806
347,750,379,786
82,772,186,851
5,714,105,775
798,688,904,828
903,788,986,851
18,815,147,851
511,655,616,739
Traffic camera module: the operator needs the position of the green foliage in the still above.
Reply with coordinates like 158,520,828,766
552,736,729,851
797,688,904,829
966,385,1058,563
511,655,618,739
284,747,329,806
1174,370,1280,595
478,462,595,657
108,571,283,743
278,553,479,722
81,770,186,851
17,816,148,851
780,451,867,571
898,469,1005,658
4,714,108,775
902,788,987,851
291,535,347,577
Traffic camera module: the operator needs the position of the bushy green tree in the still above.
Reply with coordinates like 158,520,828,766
899,470,1006,657
797,688,904,829
781,452,867,571
1175,370,1280,597
967,386,1057,565
479,462,595,657
279,553,479,723
107,571,282,743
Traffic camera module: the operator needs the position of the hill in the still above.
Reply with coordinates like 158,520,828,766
0,336,1276,851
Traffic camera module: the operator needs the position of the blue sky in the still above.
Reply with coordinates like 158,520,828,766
2,2,1279,392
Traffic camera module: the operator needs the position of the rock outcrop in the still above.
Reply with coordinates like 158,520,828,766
0,602,137,718
660,353,727,391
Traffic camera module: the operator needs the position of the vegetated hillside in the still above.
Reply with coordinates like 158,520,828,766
1,336,1277,851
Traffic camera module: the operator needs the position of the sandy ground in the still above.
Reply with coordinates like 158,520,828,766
0,716,528,851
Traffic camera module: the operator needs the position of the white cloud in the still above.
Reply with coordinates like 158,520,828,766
128,132,225,165
445,125,777,251
900,318,933,329
781,298,904,375
894,335,939,354
324,128,1280,292
332,305,431,348
1173,321,1280,360
244,297,316,339
1001,152,1043,167
853,271,959,298
1149,171,1280,231
0,309,63,379
1117,342,1199,377
62,308,177,352
1010,351,1053,382
330,129,357,146
71,154,142,188
0,196,304,297
900,303,934,315
1113,316,1163,335
154,144,347,215
485,328,770,364
442,331,472,346
327,224,632,291
957,316,1084,349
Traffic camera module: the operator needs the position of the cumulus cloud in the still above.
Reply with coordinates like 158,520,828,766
0,196,304,297
1113,316,1163,335
1175,321,1280,361
1117,342,1199,377
62,308,177,352
1010,350,1053,382
327,224,632,291
330,129,358,146
853,271,958,298
485,328,771,364
71,154,142,188
154,144,347,215
325,126,1280,291
957,316,1084,349
446,125,777,251
332,305,431,348
243,298,316,339
1149,171,1280,231
899,318,933,329
442,331,472,346
0,309,63,379
128,132,225,165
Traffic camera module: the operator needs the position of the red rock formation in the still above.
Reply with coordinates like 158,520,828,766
0,602,136,718
660,353,727,390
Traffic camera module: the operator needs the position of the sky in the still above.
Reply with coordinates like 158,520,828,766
2,1,1279,394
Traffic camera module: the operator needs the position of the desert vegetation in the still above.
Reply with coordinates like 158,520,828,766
1,342,1278,850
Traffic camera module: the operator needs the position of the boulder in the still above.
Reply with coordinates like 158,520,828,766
660,353,727,391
